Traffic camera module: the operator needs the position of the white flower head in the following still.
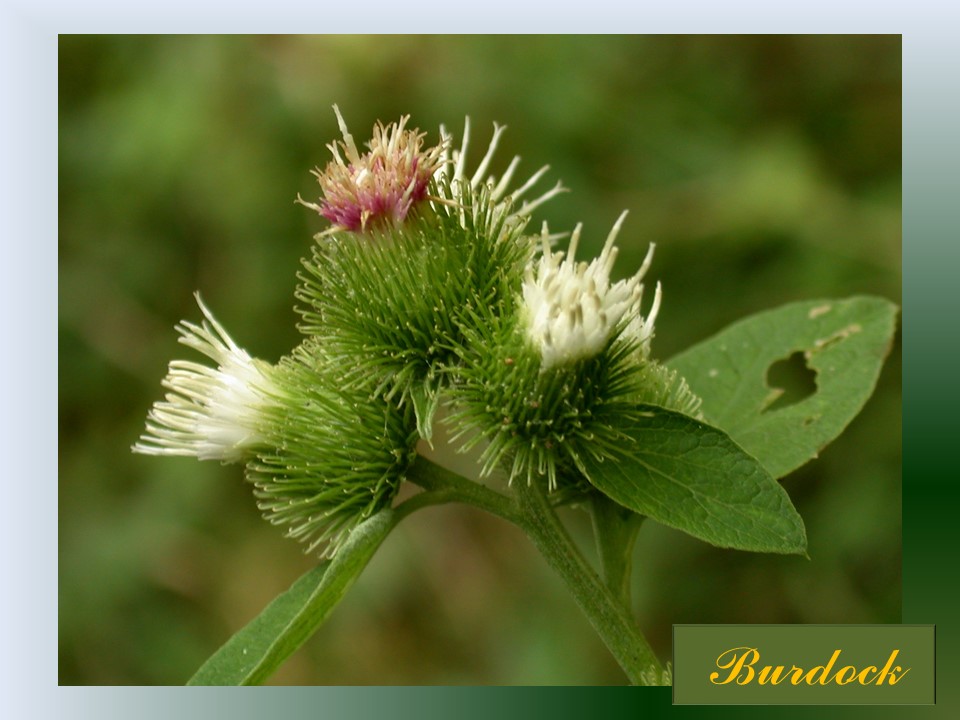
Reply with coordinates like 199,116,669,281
522,211,661,369
434,118,566,227
133,294,278,463
625,272,663,360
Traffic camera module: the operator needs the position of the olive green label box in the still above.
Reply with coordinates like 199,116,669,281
672,624,935,705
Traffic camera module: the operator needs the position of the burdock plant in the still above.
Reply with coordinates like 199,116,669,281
134,107,898,686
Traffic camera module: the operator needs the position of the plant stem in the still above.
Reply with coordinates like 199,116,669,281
512,479,666,685
407,455,665,685
405,455,522,524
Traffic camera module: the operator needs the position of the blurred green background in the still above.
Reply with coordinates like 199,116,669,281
59,35,901,685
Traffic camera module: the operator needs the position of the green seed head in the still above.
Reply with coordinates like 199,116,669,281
249,341,418,557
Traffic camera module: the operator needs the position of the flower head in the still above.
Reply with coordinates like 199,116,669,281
522,212,661,369
250,343,417,557
133,294,278,463
625,273,662,360
298,106,445,233
433,118,566,232
437,118,565,210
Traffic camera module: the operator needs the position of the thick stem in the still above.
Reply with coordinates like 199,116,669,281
404,455,522,525
512,479,666,686
407,455,666,685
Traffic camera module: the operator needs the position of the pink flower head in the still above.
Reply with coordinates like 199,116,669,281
299,106,445,234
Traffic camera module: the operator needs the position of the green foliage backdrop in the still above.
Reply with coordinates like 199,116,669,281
59,35,901,684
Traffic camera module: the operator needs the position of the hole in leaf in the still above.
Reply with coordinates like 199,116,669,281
762,351,818,413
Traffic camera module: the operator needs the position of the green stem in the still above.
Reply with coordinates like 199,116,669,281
512,479,665,685
407,455,666,685
591,494,644,608
405,455,522,524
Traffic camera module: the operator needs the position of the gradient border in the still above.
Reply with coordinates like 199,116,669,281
29,7,954,720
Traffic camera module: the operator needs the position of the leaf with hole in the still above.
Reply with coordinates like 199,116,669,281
580,406,807,554
667,296,898,479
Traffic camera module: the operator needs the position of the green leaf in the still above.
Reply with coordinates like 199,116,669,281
410,379,441,443
188,510,397,685
667,296,898,479
580,406,807,554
